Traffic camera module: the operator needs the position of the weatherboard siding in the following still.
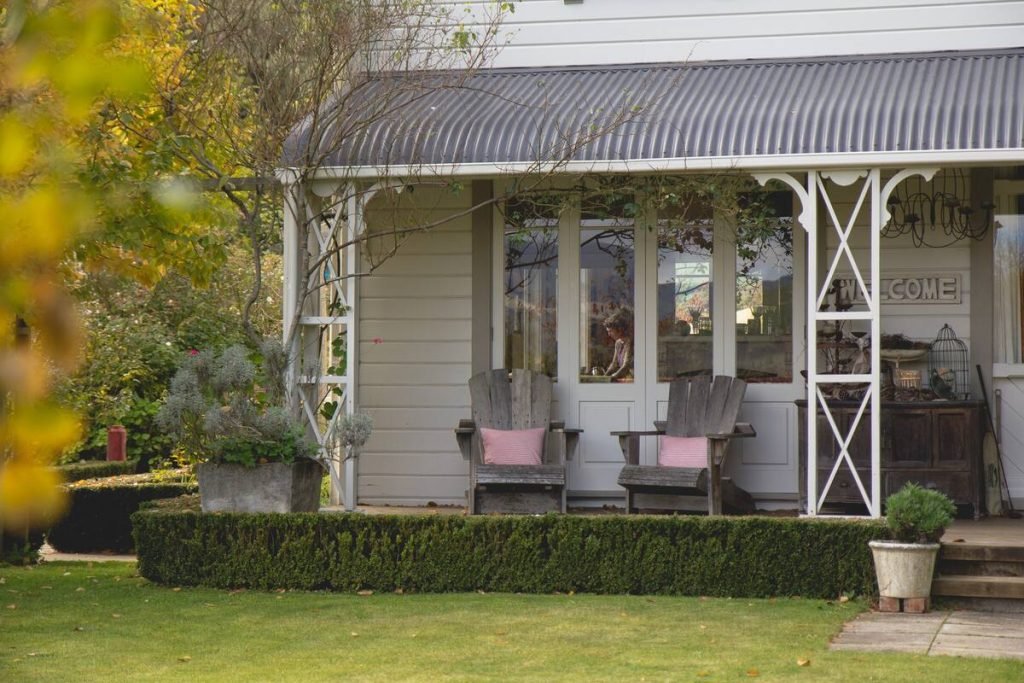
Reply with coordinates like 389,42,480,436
471,0,1024,68
357,189,474,506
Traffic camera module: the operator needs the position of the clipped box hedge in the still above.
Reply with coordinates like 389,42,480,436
58,460,139,483
47,475,196,554
133,510,887,598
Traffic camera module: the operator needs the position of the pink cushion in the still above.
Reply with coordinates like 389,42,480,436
480,427,546,466
658,435,709,468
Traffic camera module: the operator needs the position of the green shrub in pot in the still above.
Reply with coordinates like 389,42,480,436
883,482,956,543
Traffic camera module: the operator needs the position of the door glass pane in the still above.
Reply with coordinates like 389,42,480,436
657,203,713,381
580,198,635,383
736,192,794,383
503,199,558,376
995,194,1024,363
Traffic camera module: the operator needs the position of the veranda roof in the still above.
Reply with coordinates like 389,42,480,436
283,48,1024,174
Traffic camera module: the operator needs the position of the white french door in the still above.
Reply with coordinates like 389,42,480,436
494,187,805,501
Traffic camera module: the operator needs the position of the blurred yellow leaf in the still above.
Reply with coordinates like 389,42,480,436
797,658,811,667
0,117,34,177
3,403,82,458
0,459,68,530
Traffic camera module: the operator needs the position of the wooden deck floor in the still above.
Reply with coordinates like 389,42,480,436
943,517,1024,546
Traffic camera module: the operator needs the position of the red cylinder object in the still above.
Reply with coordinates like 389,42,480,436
106,425,127,462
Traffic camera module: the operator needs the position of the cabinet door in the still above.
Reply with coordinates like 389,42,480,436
932,409,974,470
887,409,931,467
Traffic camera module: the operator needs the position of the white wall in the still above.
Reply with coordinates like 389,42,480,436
357,188,474,506
469,0,1024,68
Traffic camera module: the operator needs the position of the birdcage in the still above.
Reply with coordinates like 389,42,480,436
928,324,969,399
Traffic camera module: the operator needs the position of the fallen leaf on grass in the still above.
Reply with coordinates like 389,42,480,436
275,588,286,594
0,577,5,584
350,632,359,637
111,614,121,619
5,604,15,610
173,587,183,593
178,656,191,663
62,572,70,577
356,590,373,596
746,669,759,677
75,587,85,592
797,658,811,667
73,626,84,632
696,672,709,678
699,624,707,631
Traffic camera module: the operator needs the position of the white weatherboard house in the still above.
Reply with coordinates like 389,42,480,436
281,1,1024,516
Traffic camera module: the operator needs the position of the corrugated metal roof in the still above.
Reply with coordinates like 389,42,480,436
284,49,1024,169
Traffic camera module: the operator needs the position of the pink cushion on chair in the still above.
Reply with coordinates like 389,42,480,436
658,435,709,468
480,427,546,466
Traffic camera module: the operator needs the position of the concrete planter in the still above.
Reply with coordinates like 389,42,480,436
196,460,324,513
869,540,940,599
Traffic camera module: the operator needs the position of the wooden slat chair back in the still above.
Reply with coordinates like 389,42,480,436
665,375,747,439
468,369,553,462
614,375,756,515
455,369,580,514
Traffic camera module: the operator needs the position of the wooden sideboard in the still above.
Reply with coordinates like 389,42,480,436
796,400,983,517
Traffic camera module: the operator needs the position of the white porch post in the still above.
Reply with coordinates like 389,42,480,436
342,187,362,511
280,171,303,418
755,168,936,518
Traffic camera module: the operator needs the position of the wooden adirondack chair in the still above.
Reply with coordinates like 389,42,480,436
612,375,756,515
454,369,581,514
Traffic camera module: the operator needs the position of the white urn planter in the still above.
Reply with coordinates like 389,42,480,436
869,540,940,601
197,460,324,513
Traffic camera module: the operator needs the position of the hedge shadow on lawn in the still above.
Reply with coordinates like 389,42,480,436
133,505,887,598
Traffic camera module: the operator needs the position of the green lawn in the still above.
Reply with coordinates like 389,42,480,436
1,563,1021,682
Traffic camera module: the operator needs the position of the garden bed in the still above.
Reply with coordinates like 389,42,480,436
133,508,887,598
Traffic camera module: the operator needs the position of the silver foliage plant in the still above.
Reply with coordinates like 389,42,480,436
337,412,373,461
157,343,314,465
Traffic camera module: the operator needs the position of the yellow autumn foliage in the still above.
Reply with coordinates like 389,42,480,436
1,0,153,532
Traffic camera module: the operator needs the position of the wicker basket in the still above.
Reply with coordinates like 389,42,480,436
895,369,921,389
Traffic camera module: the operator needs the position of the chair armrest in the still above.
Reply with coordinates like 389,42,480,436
610,430,663,465
549,421,582,462
454,419,475,460
707,423,757,440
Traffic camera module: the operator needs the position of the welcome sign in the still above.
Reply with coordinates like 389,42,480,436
833,273,961,305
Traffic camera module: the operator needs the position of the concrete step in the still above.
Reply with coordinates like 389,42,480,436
932,575,1024,600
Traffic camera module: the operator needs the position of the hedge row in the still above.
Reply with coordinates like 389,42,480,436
48,478,196,553
58,460,140,482
133,510,888,598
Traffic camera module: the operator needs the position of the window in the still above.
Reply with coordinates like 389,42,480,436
503,199,559,376
656,202,713,380
580,196,635,382
995,194,1024,364
735,192,794,383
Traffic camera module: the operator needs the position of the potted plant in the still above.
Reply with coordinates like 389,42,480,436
869,482,956,612
157,343,322,513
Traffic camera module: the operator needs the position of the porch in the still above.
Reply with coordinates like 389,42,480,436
280,48,1024,517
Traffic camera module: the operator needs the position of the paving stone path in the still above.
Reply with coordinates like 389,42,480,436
831,610,1024,660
